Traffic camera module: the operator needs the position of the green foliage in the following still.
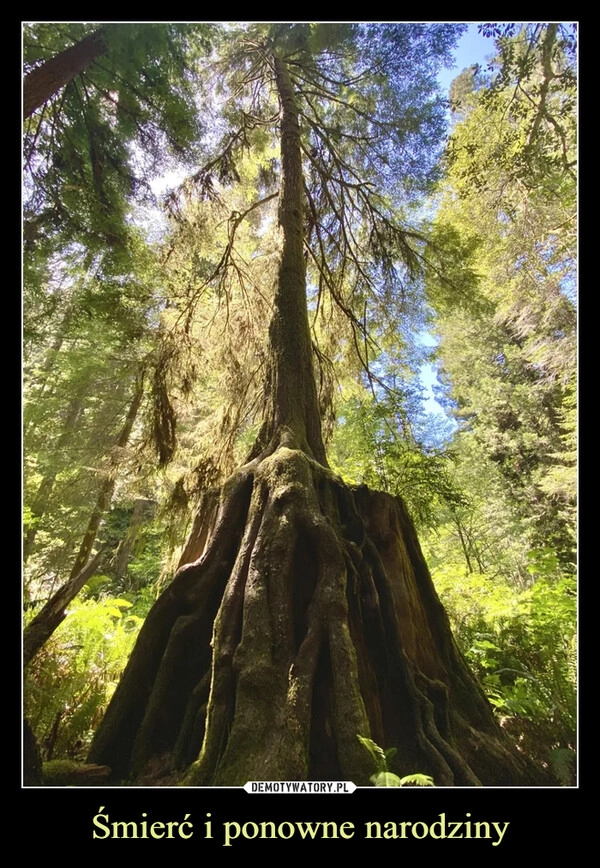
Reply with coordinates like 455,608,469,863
357,734,389,773
427,24,576,570
330,389,463,528
22,231,172,602
389,773,435,788
93,503,167,596
450,24,576,202
357,736,435,787
421,431,534,581
24,595,149,760
433,563,576,778
449,65,485,118
23,23,212,277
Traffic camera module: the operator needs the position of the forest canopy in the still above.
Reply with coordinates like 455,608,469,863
23,22,576,788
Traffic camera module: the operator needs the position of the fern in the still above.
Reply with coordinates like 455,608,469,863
357,735,387,773
357,735,435,787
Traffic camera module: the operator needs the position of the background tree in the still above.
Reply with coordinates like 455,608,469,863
417,23,577,780
24,28,108,119
427,22,576,570
23,237,159,592
23,22,211,287
22,230,175,770
23,375,143,666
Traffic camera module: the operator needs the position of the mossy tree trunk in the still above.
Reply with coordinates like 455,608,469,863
87,51,546,787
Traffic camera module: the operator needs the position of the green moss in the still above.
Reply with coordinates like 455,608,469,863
42,759,82,786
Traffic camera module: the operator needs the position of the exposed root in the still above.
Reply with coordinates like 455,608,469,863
89,446,546,786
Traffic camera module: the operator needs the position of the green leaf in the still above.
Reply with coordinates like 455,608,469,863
397,773,435,787
357,735,388,773
371,771,404,787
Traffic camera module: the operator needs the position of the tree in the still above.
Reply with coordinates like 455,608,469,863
23,23,211,280
23,239,158,585
23,28,108,119
24,375,144,665
428,23,577,569
85,23,545,786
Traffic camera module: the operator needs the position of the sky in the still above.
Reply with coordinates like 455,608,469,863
418,23,496,422
437,23,496,94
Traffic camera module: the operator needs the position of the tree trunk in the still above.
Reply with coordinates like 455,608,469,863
23,380,143,665
23,29,107,119
248,53,326,466
23,549,105,667
87,53,548,787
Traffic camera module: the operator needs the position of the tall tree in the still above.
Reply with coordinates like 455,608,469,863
428,23,577,569
87,24,544,786
23,238,159,588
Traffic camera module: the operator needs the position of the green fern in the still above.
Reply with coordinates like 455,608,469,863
357,735,387,773
357,735,435,787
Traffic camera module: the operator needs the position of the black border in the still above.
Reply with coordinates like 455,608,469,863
19,18,583,854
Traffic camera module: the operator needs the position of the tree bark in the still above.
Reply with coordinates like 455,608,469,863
87,52,549,787
23,29,107,120
249,53,326,465
88,460,545,785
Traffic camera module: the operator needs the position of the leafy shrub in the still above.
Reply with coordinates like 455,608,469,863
24,595,148,760
433,563,576,781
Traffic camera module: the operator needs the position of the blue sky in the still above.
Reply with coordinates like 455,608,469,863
418,23,496,420
437,23,496,95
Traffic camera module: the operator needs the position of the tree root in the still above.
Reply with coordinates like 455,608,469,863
88,446,546,786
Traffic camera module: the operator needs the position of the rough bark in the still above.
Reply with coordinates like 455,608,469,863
23,29,107,119
248,53,326,465
88,451,544,785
